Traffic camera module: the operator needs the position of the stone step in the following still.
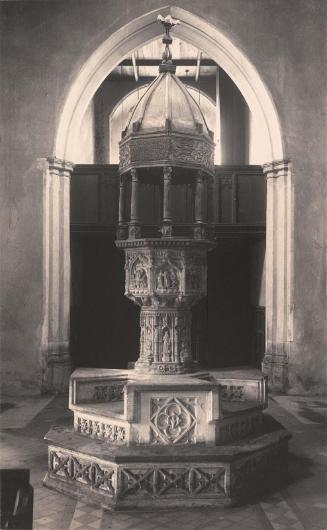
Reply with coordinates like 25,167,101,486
210,366,267,405
73,401,125,419
221,400,263,416
71,400,265,446
69,368,267,416
43,416,291,510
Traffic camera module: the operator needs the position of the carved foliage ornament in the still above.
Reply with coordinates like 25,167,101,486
76,416,126,443
119,135,214,175
93,383,125,402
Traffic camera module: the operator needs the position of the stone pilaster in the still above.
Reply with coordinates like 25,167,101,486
39,157,74,392
262,160,293,391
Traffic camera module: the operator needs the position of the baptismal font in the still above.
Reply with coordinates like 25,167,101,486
44,15,290,509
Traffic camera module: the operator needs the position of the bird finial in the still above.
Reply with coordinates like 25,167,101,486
157,14,180,73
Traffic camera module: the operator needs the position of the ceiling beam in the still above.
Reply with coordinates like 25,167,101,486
195,51,202,82
119,58,217,67
131,53,138,82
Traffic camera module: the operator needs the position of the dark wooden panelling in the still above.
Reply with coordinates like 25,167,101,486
70,165,266,370
214,165,265,227
71,164,265,236
71,165,119,228
71,172,100,225
252,306,266,368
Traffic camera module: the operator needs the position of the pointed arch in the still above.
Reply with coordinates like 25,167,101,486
54,6,284,163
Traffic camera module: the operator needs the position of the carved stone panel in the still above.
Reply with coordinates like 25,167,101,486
218,414,263,443
49,450,115,494
150,397,196,445
75,416,126,444
220,385,244,401
118,465,226,498
156,264,179,292
126,253,151,298
119,134,214,176
137,308,192,368
93,383,125,402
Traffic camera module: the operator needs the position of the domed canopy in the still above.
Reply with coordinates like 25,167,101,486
119,17,215,176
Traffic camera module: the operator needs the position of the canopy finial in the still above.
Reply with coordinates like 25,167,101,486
157,14,180,73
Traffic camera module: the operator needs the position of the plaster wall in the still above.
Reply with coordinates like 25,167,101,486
1,0,326,394
77,101,95,164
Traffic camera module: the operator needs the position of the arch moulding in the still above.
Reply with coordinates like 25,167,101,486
48,6,292,393
54,5,283,163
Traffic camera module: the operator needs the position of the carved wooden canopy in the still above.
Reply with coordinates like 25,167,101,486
119,16,215,177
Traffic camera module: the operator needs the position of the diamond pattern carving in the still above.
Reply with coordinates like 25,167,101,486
150,397,196,444
119,466,226,497
49,451,114,494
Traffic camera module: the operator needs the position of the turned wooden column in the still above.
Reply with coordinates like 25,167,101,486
129,168,141,238
194,171,207,239
117,174,127,239
161,166,173,237
207,174,217,237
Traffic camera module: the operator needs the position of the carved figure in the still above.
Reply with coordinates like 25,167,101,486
162,329,171,362
157,268,178,290
189,268,201,289
144,326,152,354
134,267,148,289
180,341,188,362
157,271,164,289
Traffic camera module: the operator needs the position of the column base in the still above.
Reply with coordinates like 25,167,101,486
44,352,72,392
134,360,197,375
262,353,288,392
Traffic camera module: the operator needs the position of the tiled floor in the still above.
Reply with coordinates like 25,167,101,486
0,393,326,530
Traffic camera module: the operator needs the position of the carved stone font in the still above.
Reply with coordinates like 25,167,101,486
117,240,212,374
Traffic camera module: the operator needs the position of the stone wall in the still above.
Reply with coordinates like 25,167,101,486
1,0,326,394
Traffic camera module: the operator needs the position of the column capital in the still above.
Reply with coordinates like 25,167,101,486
263,159,290,178
38,157,74,177
47,157,74,173
163,166,173,179
130,167,138,180
196,170,204,183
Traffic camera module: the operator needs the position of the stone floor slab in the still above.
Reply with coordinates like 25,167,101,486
1,393,326,529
